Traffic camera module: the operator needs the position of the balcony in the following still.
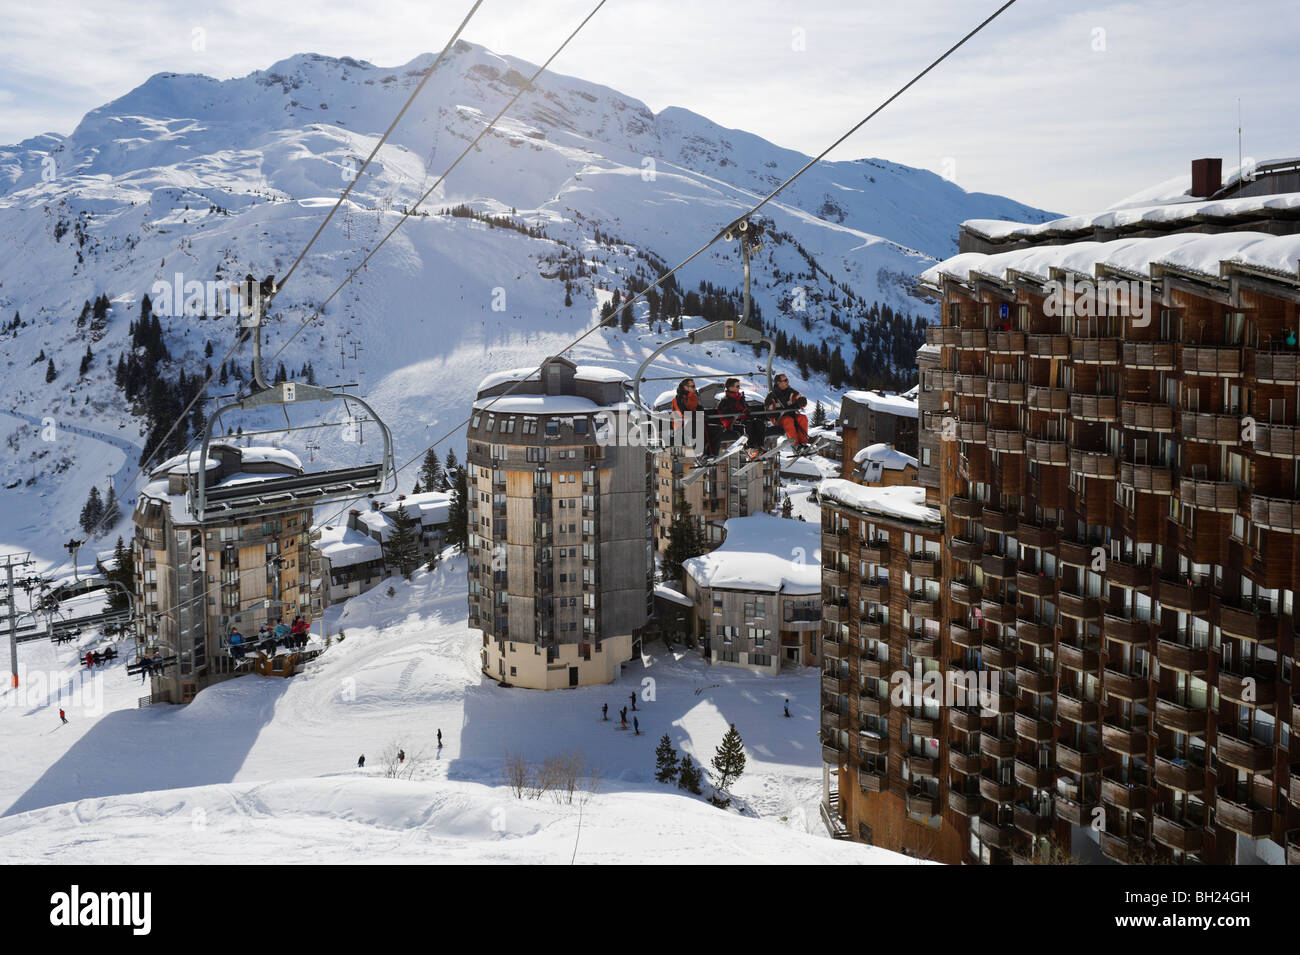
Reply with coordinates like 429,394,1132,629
1101,769,1149,811
981,554,1017,579
1102,664,1148,700
1157,577,1212,615
1016,710,1055,744
1027,333,1069,358
1055,798,1088,826
1121,401,1176,432
1058,538,1091,567
1254,350,1300,383
1154,750,1206,793
1016,759,1056,789
860,618,888,642
1107,558,1152,591
823,603,843,625
950,622,980,649
821,637,849,660
949,746,982,776
1058,590,1101,621
1124,341,1176,370
822,742,848,765
989,330,1026,354
1152,810,1204,853
1179,478,1237,513
1154,694,1208,734
858,693,889,718
1182,411,1238,443
1254,422,1300,458
909,555,939,578
988,429,1025,454
1214,792,1272,838
950,536,981,562
1017,571,1055,599
979,773,1016,804
982,642,1017,670
982,507,1017,535
1026,438,1069,466
1216,725,1274,773
1026,385,1070,412
950,580,983,606
958,328,988,351
1016,521,1058,550
1218,665,1278,707
860,579,890,603
1057,692,1100,724
1251,495,1300,533
949,495,981,520
858,766,886,792
925,325,960,347
821,671,850,695
1121,462,1174,496
1016,665,1054,695
822,709,849,732
959,420,989,444
908,635,940,659
948,789,981,815
858,733,889,757
988,381,1027,404
1183,345,1241,377
905,755,938,779
955,374,988,396
1103,613,1153,645
1099,830,1144,863
982,690,1017,716
1057,637,1099,671
978,815,1015,850
908,596,940,619
980,597,1017,626
861,539,890,563
859,657,890,680
823,568,844,589
980,734,1017,760
1218,603,1279,643
1069,448,1117,479
1102,716,1149,757
1071,338,1120,364
1070,394,1118,422
1056,742,1100,775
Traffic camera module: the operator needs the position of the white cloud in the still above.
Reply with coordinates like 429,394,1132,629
1,0,1296,213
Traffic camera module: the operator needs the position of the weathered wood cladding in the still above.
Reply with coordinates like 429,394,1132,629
910,266,1300,864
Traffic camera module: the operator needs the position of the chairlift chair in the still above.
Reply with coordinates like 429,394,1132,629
190,277,396,522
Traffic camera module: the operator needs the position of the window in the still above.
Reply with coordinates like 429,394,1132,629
500,417,516,434
545,420,560,437
522,418,537,435
574,418,588,434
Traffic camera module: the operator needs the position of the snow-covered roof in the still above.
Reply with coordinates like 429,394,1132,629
575,365,629,383
239,447,304,469
476,366,540,392
808,426,841,443
817,479,940,526
653,583,693,607
780,455,838,479
149,444,302,479
383,491,452,525
920,231,1300,289
683,513,821,595
853,442,917,470
474,394,624,414
842,389,918,419
316,523,384,568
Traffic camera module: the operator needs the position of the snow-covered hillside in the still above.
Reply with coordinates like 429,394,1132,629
0,556,920,864
0,42,1052,566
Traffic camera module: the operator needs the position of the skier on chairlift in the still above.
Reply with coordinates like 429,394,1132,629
765,373,811,452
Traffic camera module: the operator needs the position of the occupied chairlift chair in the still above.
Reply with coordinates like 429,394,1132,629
190,276,396,523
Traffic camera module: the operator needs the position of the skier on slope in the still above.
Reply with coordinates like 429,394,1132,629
633,716,639,735
358,754,366,768
602,703,608,721
436,729,443,748
784,698,791,718
398,749,405,764
59,708,67,725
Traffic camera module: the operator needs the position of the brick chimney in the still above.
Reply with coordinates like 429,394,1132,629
1191,157,1222,198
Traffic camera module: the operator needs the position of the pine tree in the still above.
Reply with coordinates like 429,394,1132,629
445,465,470,553
677,754,703,794
101,484,121,529
382,504,421,579
781,494,793,518
411,480,422,495
106,535,134,617
444,448,459,474
711,723,747,793
79,344,93,375
661,499,706,584
420,447,445,491
654,734,680,783
811,401,827,428
79,486,104,534
564,287,573,308
45,358,57,383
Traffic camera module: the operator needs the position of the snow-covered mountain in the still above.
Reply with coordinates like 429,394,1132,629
0,42,1053,560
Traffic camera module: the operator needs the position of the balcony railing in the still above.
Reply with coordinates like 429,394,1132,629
1214,791,1272,838
950,535,981,564
1016,521,1058,550
1218,602,1279,643
1070,394,1118,422
978,814,1015,850
1027,334,1070,358
979,734,1017,760
1251,495,1300,533
1123,341,1176,369
1101,768,1150,811
1218,664,1278,707
858,766,886,792
988,381,1026,404
1179,478,1238,513
1253,422,1300,458
1058,590,1101,621
1016,664,1054,695
958,328,988,351
861,539,890,563
1102,716,1149,757
1056,636,1099,670
1069,448,1117,479
1057,692,1100,724
1152,810,1205,853
1121,462,1174,495
1071,339,1120,364
1026,385,1070,412
1154,749,1206,792
1107,557,1152,591
948,496,981,520
1157,577,1212,615
988,429,1025,454
981,642,1017,670
1015,758,1056,789
948,789,980,815
955,374,988,396
1254,350,1300,384
1015,710,1055,743
1155,637,1208,673
979,772,1015,804
1016,571,1055,600
908,596,940,619
1103,613,1154,645
1216,724,1274,773
1121,401,1176,432
989,330,1027,354
1026,438,1069,466
925,325,960,347
1182,411,1238,443
1056,741,1100,775
1183,345,1241,377
1154,694,1208,734
860,579,890,602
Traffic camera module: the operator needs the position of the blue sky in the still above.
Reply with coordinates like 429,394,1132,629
1,0,1296,214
